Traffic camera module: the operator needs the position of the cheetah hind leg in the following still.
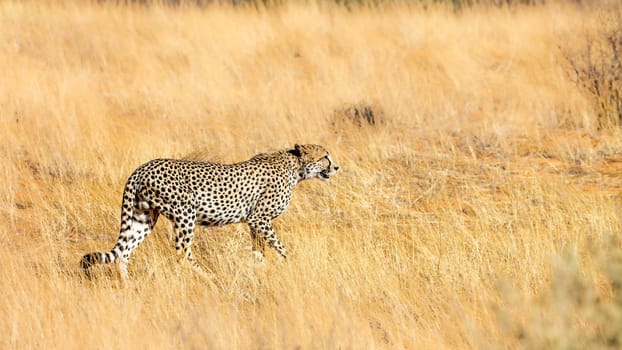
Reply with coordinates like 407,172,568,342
249,227,266,266
171,216,214,281
115,207,158,285
80,207,157,287
248,219,288,260
179,254,217,287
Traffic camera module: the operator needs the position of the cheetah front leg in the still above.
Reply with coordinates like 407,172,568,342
247,219,288,260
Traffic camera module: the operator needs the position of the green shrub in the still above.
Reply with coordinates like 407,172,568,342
499,235,622,348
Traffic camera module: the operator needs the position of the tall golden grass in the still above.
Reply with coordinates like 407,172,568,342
1,1,622,348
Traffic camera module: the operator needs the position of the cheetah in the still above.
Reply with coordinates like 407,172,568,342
80,144,339,281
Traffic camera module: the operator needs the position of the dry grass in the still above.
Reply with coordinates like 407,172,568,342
1,1,622,348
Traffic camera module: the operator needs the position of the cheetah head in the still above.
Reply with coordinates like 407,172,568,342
291,144,339,181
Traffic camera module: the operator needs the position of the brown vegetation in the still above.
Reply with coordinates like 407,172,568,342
1,1,622,348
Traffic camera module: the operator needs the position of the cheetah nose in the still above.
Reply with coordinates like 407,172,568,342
334,165,339,171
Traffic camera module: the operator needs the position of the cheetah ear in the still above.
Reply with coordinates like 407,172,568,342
288,144,303,157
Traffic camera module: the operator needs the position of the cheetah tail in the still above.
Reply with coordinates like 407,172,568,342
80,251,118,278
80,179,136,278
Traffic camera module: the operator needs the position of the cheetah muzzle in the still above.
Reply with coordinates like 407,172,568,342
80,144,339,281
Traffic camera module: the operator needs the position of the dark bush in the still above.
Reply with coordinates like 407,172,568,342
333,102,384,127
562,4,622,128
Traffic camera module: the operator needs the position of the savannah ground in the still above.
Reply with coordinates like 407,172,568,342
1,0,622,348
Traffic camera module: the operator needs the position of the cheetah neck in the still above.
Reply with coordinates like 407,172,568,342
282,150,305,184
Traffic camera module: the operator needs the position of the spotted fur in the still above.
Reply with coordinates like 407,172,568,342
80,144,339,280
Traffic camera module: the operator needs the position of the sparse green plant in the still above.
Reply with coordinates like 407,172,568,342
497,236,622,349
